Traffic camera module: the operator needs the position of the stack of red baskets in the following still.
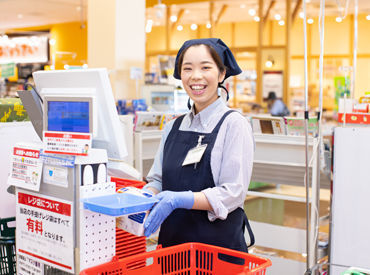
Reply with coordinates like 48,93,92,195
111,177,148,269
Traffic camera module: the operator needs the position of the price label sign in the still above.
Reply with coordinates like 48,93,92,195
43,131,92,156
8,145,43,191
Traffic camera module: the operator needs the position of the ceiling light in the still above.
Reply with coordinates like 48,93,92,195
366,15,370,20
240,4,246,9
307,18,314,24
190,24,198,30
17,14,23,19
265,60,273,68
299,12,304,19
154,1,166,19
170,15,177,22
336,17,342,22
206,23,211,29
145,19,153,33
177,25,183,31
249,9,256,16
49,39,56,46
278,20,285,26
274,14,281,20
253,16,260,22
266,55,275,68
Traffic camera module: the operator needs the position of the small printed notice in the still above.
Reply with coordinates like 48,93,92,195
43,131,92,156
17,254,44,275
16,190,74,273
8,145,43,191
39,150,76,168
43,165,69,188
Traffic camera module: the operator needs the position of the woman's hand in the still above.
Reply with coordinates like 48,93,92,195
144,190,194,237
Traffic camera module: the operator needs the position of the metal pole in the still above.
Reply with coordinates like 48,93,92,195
302,0,311,273
351,0,358,100
311,0,325,273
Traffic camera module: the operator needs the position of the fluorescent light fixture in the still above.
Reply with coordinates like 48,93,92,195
177,25,183,31
170,15,177,22
145,19,153,33
254,16,260,22
307,18,314,24
278,20,285,26
190,23,198,30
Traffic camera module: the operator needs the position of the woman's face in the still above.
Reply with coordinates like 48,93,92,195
180,45,226,113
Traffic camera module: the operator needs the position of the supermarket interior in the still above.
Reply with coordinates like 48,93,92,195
0,0,370,274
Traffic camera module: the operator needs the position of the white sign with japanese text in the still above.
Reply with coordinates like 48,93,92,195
17,254,44,275
7,144,43,191
43,131,92,156
16,190,74,273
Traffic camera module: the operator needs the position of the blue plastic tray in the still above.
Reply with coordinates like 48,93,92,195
83,193,158,216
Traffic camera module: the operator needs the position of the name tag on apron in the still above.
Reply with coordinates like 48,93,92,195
182,144,207,166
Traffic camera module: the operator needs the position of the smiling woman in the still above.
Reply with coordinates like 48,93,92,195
179,44,225,113
142,38,256,255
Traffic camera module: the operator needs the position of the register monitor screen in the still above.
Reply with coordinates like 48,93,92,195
33,68,127,161
47,100,90,133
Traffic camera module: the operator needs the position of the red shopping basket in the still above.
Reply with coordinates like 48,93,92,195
111,177,146,191
80,242,271,275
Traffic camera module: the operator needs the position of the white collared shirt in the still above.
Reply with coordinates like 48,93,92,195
145,97,254,221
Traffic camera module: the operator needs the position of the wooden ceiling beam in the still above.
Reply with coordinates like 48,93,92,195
146,0,210,8
171,8,185,32
292,0,302,23
263,0,276,24
215,4,228,26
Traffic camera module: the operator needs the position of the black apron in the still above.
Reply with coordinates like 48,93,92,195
158,110,254,252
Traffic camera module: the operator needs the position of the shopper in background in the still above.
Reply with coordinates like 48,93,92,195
143,38,255,253
250,103,263,114
266,91,290,116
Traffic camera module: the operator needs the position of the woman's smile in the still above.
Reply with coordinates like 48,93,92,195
190,84,207,95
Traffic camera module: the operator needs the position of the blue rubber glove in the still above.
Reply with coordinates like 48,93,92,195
144,190,194,237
